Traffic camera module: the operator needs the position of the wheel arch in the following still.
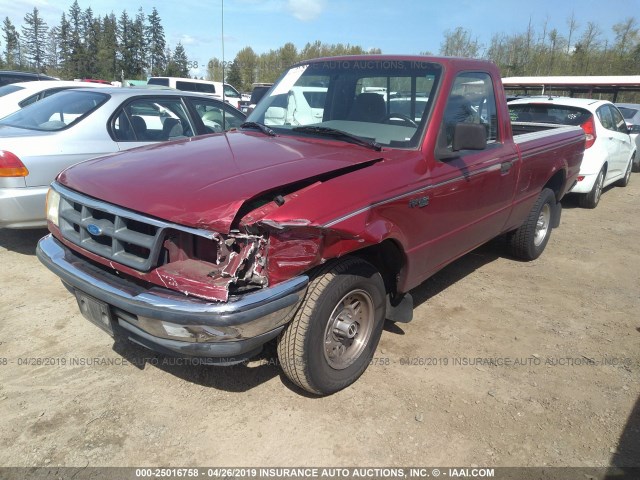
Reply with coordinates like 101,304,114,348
348,238,407,298
544,169,566,202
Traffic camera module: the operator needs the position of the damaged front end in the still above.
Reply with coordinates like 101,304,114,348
155,230,268,302
45,182,346,305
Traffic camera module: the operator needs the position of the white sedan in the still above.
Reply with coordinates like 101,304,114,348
0,80,111,118
509,97,636,208
0,87,246,228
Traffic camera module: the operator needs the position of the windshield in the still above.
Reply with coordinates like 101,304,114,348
0,89,108,131
247,59,442,148
617,106,638,120
0,84,24,97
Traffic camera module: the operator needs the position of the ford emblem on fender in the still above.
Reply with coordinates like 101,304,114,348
87,224,103,236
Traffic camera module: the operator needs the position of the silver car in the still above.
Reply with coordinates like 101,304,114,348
0,87,246,228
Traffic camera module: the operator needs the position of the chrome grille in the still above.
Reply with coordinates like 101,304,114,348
53,183,216,272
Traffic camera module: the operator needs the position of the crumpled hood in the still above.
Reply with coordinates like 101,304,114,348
58,131,382,233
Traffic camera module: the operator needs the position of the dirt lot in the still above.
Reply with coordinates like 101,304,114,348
0,180,638,469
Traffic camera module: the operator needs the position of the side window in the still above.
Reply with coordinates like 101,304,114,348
42,87,67,98
197,83,216,94
18,93,40,108
223,85,239,98
597,106,614,131
440,72,497,150
112,97,194,142
175,81,199,92
187,98,245,133
609,106,628,134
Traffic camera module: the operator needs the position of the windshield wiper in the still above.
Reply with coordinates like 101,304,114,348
240,121,276,136
292,126,381,151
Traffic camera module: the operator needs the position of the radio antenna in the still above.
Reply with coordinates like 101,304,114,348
221,0,225,104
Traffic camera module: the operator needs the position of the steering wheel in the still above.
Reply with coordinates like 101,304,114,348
383,113,418,127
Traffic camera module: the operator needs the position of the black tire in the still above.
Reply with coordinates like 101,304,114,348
633,154,640,173
277,257,386,395
579,166,605,209
508,188,556,261
616,156,633,187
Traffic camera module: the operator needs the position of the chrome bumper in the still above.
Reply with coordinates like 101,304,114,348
36,234,308,362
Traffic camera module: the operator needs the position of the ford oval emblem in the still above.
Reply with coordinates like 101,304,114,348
87,224,103,236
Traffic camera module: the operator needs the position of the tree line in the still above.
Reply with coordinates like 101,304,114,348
3,4,639,99
209,15,639,98
1,1,189,81
439,15,639,78
207,42,382,92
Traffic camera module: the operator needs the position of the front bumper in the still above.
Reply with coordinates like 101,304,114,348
37,234,309,363
0,186,48,229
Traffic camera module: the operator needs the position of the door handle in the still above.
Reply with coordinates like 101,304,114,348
500,161,513,174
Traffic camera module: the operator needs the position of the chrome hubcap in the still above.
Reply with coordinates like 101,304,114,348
324,289,374,370
534,203,551,247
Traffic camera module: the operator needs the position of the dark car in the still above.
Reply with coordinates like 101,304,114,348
239,83,273,114
0,70,57,87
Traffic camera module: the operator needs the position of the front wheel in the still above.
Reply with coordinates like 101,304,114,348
277,257,386,395
507,188,556,261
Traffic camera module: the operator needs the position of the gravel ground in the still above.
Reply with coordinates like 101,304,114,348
0,179,638,469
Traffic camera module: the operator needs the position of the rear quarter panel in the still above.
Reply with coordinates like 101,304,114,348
506,126,584,231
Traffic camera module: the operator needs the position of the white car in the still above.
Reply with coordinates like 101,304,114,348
509,97,636,208
0,80,111,118
0,87,245,228
146,77,242,108
264,86,328,125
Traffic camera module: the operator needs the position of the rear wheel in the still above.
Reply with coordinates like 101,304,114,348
508,188,556,261
277,257,386,395
579,167,605,209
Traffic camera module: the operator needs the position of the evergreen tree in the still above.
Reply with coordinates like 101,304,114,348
117,10,134,77
83,7,100,78
146,8,166,76
97,14,118,81
131,7,146,77
57,13,72,78
226,60,242,89
166,42,188,77
3,17,21,68
45,26,60,73
22,7,48,71
67,0,85,77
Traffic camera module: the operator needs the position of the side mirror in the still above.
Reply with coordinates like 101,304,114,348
452,123,487,151
435,123,487,161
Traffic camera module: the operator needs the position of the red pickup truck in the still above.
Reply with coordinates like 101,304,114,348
37,56,585,395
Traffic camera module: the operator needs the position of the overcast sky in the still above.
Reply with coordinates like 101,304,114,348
2,0,634,77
